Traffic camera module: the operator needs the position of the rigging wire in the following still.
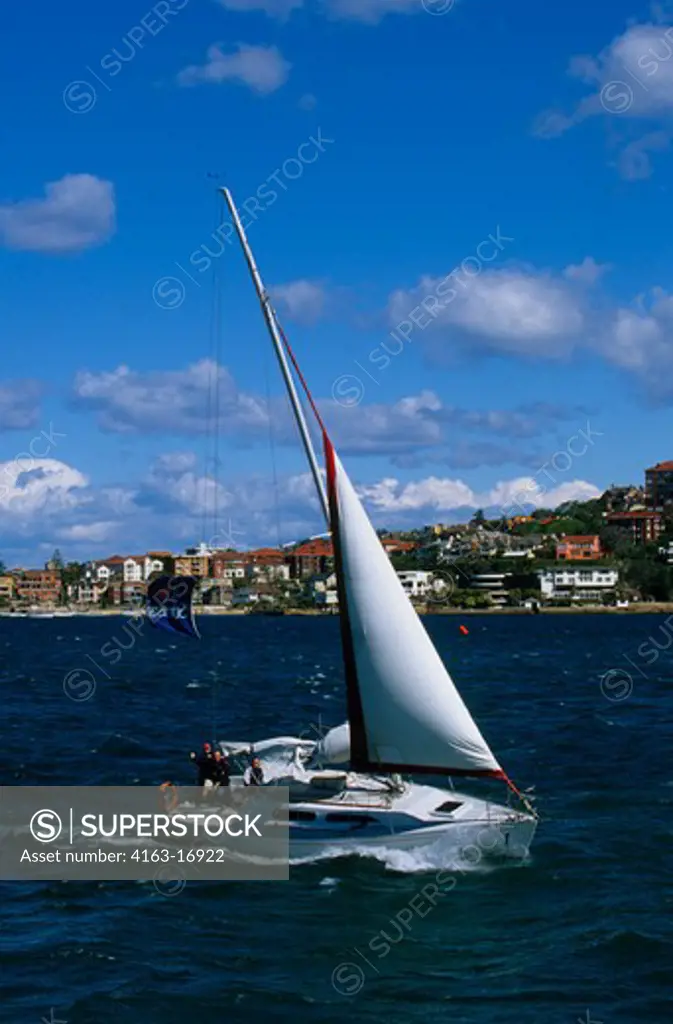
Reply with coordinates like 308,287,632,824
274,313,328,438
211,189,225,546
264,357,283,549
200,188,225,548
201,268,216,546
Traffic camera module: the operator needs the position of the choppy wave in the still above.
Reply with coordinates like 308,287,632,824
1,613,670,1024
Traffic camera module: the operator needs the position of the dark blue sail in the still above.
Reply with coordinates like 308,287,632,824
146,575,200,639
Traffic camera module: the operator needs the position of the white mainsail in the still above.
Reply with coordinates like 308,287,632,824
326,438,503,777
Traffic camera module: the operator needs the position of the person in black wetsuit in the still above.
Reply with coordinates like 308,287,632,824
189,743,214,787
211,749,230,788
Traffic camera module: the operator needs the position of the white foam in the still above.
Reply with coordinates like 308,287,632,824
290,832,503,874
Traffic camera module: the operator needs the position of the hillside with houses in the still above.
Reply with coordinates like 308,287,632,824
2,461,673,614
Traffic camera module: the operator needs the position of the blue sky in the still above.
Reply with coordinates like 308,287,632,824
3,0,673,566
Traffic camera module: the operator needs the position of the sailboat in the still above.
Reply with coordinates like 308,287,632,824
203,188,537,862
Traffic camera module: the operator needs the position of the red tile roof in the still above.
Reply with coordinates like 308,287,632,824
291,539,334,557
647,461,673,471
382,539,417,552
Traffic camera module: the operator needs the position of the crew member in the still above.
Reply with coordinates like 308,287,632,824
189,742,214,787
211,749,231,788
243,756,264,786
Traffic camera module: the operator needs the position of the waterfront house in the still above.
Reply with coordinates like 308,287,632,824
309,572,338,607
93,556,125,584
381,537,418,556
605,510,662,545
646,460,673,510
396,570,433,599
245,548,291,582
15,569,61,606
175,552,211,578
211,551,247,586
469,572,508,606
287,538,334,579
231,583,276,607
538,567,619,603
556,535,602,561
0,575,16,603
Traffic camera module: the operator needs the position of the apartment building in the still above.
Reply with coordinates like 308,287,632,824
556,535,602,561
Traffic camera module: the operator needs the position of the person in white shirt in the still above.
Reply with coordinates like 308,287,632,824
243,756,264,786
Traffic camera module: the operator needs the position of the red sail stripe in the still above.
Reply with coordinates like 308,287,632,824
323,433,370,767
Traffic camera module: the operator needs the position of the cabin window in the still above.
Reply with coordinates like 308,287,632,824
324,813,377,826
434,800,462,814
289,810,316,822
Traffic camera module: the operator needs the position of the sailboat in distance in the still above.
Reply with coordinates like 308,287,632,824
217,187,538,861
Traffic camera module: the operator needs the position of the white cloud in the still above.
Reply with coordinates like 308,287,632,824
385,256,673,398
359,476,476,512
326,390,444,455
541,480,603,507
152,452,200,473
72,360,270,436
324,0,423,22
140,455,325,548
71,359,586,464
357,473,601,515
534,18,673,178
486,476,602,512
617,129,673,179
217,0,303,15
271,279,328,324
145,451,235,518
388,265,585,358
57,521,118,543
177,43,291,94
214,0,429,22
0,175,115,254
595,289,673,397
535,22,673,136
0,380,43,430
0,445,603,566
0,459,88,516
563,256,610,285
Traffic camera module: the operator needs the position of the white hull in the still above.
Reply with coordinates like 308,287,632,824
221,767,537,865
285,788,536,863
286,808,536,863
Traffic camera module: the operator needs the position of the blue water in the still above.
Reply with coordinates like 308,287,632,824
1,613,671,1023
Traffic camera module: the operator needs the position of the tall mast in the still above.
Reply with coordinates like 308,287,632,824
220,186,329,524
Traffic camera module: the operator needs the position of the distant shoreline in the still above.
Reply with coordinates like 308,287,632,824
2,603,673,618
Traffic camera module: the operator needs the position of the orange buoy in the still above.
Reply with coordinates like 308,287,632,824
459,625,469,636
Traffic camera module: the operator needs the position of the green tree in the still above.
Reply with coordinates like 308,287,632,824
50,549,64,569
599,526,635,558
625,560,672,601
61,561,85,587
